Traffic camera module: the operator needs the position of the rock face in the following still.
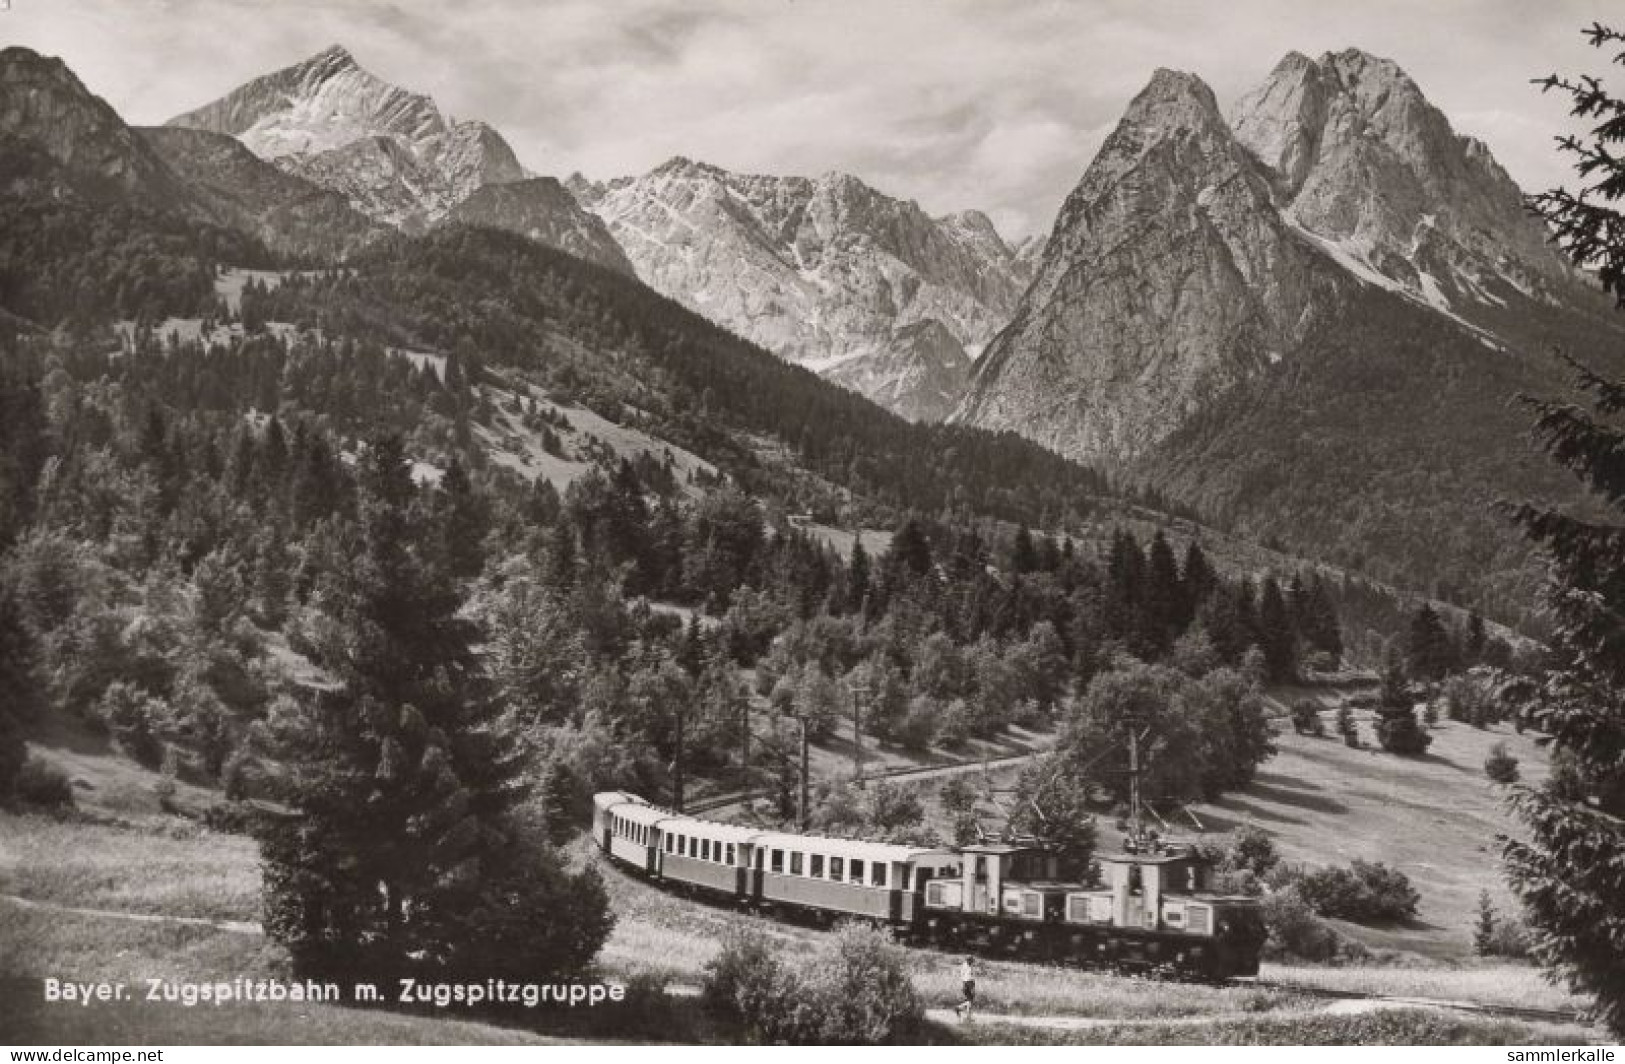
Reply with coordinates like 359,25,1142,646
1230,48,1577,320
956,69,1346,461
138,126,382,258
443,177,634,276
167,45,625,269
0,46,184,204
823,318,972,422
570,157,1031,419
957,51,1589,464
168,44,521,230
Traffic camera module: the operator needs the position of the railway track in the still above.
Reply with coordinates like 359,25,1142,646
686,748,1044,816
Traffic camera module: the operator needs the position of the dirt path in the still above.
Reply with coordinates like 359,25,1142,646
0,892,263,935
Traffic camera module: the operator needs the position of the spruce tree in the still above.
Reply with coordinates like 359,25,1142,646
1144,530,1182,653
1257,577,1296,683
1407,604,1455,682
0,586,44,796
260,435,606,982
1179,540,1214,628
847,538,871,613
1010,523,1038,575
1500,25,1625,1033
1375,646,1431,756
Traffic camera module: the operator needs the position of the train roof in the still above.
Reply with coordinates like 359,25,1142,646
656,816,763,843
592,791,643,812
748,830,951,864
615,800,680,828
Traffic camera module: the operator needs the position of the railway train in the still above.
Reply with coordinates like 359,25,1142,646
591,790,1265,980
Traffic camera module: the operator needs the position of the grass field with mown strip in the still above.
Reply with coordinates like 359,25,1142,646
0,813,260,923
1191,713,1551,959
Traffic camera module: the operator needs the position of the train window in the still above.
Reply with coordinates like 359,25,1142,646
681,836,690,857
703,839,714,862
771,849,784,873
830,857,844,881
726,844,736,865
810,854,824,878
665,834,673,852
756,849,764,871
872,863,888,888
790,852,804,875
850,859,865,884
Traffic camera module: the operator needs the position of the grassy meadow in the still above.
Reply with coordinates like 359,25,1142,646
0,709,1603,1045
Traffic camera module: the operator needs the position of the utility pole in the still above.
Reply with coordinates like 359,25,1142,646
1126,723,1152,847
738,690,751,791
798,715,810,831
848,681,870,784
673,705,685,813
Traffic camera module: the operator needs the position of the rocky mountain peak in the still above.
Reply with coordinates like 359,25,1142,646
304,43,359,73
956,65,1342,462
1230,47,1577,314
163,45,627,269
573,156,1032,419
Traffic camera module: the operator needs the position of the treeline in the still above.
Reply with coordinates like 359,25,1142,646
0,188,271,328
240,225,1124,529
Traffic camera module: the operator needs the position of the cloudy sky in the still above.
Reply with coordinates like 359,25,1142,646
6,0,1618,238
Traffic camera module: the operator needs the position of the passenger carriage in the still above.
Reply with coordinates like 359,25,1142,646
749,831,955,923
659,818,759,896
593,791,670,876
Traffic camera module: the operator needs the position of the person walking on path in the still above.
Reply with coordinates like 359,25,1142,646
955,956,977,1021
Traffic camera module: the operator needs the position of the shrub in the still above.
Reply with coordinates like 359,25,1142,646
1474,890,1497,956
203,800,258,835
1296,860,1419,923
1291,700,1324,736
702,923,922,1045
14,757,74,809
1375,705,1432,756
1228,826,1280,877
1261,888,1342,961
702,927,801,1043
799,922,923,1045
1484,742,1520,784
95,681,165,768
1473,890,1532,960
1335,704,1360,747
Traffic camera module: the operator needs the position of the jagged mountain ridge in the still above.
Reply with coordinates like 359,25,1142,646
956,48,1624,620
958,50,1599,463
956,69,1350,460
568,157,1030,420
166,44,627,273
1231,48,1582,328
0,46,379,259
